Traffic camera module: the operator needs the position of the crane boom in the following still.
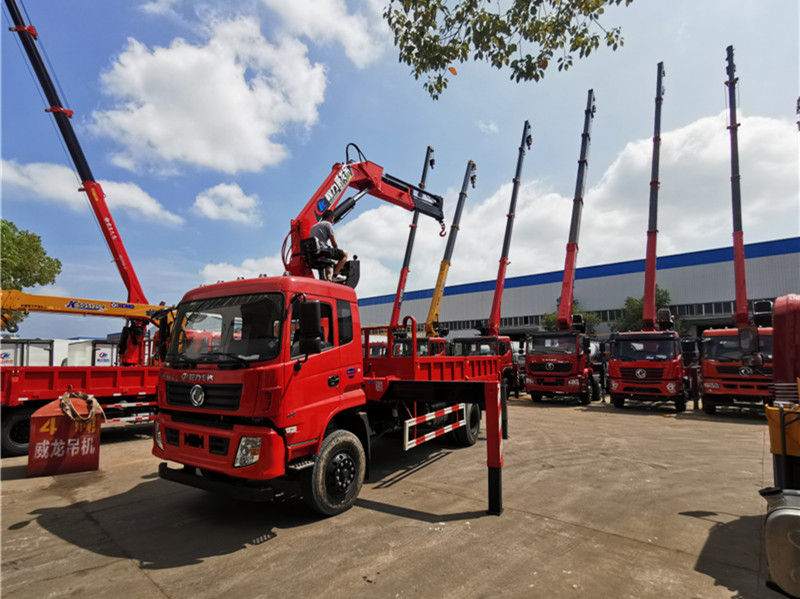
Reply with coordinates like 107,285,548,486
390,147,435,328
1,289,168,324
556,91,596,331
486,122,532,337
726,45,749,327
642,62,666,331
425,161,476,336
284,154,445,277
5,0,147,306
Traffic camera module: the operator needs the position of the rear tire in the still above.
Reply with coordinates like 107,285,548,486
454,403,481,446
2,407,36,456
580,383,592,406
591,377,602,402
302,430,365,516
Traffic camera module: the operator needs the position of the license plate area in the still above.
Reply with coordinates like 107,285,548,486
184,433,204,449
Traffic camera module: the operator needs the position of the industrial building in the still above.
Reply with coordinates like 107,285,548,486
358,237,800,336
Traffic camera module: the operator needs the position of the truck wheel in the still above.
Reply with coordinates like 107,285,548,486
453,403,481,446
674,396,687,413
580,384,592,406
702,399,716,415
302,429,365,517
611,394,625,409
2,408,35,457
530,393,543,403
591,377,602,402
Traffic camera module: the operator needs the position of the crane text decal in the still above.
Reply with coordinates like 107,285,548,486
66,300,105,312
317,165,353,215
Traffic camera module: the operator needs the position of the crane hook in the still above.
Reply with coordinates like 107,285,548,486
439,221,447,237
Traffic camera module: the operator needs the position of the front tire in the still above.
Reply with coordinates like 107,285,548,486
703,398,717,415
302,429,365,516
611,394,625,409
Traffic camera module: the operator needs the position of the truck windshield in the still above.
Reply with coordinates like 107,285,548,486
449,339,498,356
704,333,773,362
611,338,676,361
167,292,284,364
526,336,576,355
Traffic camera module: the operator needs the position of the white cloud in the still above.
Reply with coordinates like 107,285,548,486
196,113,797,299
478,120,499,135
260,0,388,68
91,17,326,174
1,160,183,225
193,183,261,225
201,255,286,284
139,0,180,16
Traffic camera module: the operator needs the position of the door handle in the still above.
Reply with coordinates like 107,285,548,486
328,375,339,387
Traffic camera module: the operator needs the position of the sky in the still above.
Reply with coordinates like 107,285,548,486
2,0,798,340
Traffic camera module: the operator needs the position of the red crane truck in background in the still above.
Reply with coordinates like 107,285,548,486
1,0,164,455
153,149,505,516
525,90,601,405
448,121,533,400
700,46,774,415
608,63,690,413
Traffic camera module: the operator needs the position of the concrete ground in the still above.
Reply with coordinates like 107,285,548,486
1,397,785,599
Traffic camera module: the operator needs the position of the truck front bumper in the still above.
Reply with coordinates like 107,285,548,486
158,462,297,502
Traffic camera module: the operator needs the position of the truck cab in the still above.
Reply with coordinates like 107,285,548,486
700,327,773,414
607,330,687,412
525,330,599,404
153,277,367,503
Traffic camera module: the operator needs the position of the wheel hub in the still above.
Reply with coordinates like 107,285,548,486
327,452,355,493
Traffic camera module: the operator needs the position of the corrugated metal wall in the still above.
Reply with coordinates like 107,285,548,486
358,237,800,333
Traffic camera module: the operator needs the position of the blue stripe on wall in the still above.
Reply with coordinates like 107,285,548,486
358,237,799,307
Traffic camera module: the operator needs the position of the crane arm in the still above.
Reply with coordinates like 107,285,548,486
557,91,596,331
283,152,445,277
425,161,476,337
1,289,168,326
487,121,532,337
5,0,147,305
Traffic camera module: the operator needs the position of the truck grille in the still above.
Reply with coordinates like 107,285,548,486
620,368,664,380
529,363,573,373
716,365,773,377
165,382,242,411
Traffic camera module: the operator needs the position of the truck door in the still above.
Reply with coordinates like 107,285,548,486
285,300,341,441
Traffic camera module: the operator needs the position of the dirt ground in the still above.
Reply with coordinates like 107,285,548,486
0,398,786,599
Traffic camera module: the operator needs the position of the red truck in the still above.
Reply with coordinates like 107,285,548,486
607,63,689,413
700,47,773,415
608,327,688,411
153,153,504,516
525,90,599,405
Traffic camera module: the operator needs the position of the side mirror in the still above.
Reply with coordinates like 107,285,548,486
157,316,171,362
581,336,591,354
298,301,324,357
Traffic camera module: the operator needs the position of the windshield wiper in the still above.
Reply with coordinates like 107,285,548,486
168,355,197,368
206,352,251,367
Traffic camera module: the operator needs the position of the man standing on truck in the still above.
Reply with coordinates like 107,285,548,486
309,210,348,281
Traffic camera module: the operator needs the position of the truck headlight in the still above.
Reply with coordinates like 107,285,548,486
153,421,164,451
526,376,535,385
567,378,580,387
234,436,261,468
704,382,720,390
666,382,677,393
610,380,619,391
